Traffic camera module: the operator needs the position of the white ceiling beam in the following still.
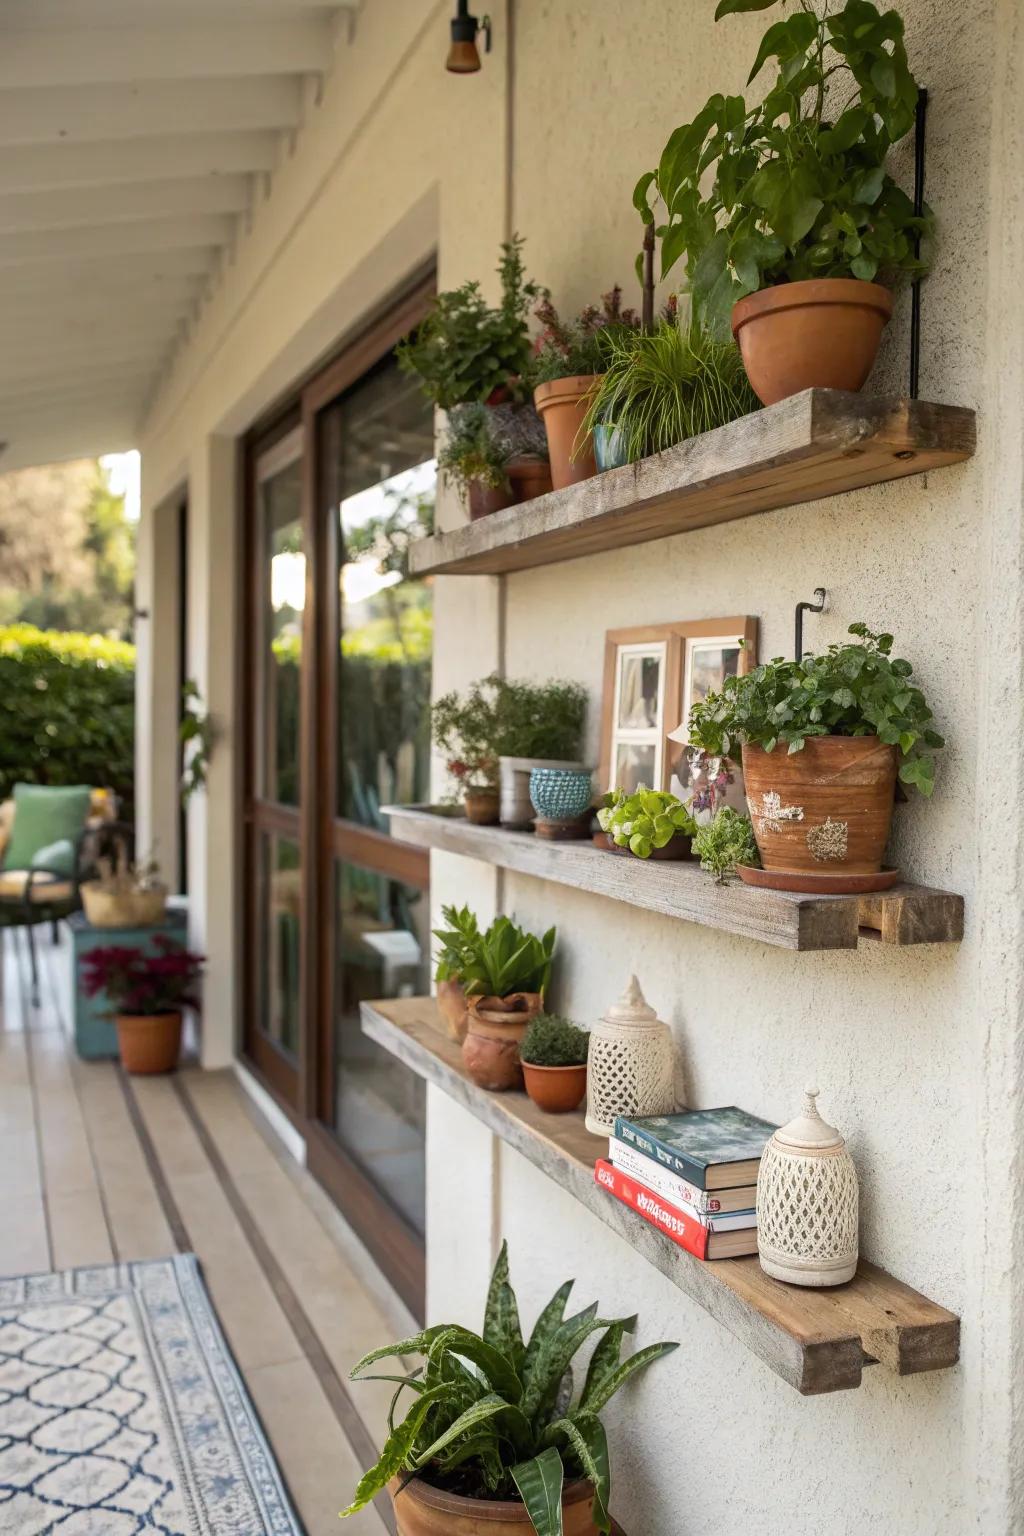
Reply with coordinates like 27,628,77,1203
0,247,218,287
0,293,192,336
0,21,333,90
0,215,234,266
0,395,149,438
0,268,205,304
2,2,348,30
0,423,139,475
0,310,183,346
0,352,165,389
0,175,252,235
0,368,156,412
0,77,301,147
0,337,171,372
0,132,281,194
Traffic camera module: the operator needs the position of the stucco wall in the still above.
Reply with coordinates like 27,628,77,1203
136,0,1024,1529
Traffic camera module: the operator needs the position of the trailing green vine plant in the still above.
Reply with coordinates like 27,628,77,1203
179,679,214,804
634,0,933,337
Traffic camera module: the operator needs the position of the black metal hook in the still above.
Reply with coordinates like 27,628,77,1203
795,588,827,660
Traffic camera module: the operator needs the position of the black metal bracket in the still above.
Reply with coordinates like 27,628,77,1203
909,86,928,399
795,588,827,660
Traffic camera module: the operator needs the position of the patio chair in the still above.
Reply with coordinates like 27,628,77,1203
0,784,126,1007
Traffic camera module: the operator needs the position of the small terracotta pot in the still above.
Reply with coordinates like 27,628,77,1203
462,992,543,1091
116,1011,182,1075
522,1061,588,1114
464,787,500,825
468,481,515,521
731,279,893,406
436,979,468,1043
742,736,897,890
390,1475,599,1536
534,376,601,490
507,456,553,504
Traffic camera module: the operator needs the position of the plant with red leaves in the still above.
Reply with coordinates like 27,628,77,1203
81,937,205,1017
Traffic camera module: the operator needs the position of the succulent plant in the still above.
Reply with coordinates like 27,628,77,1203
596,786,696,858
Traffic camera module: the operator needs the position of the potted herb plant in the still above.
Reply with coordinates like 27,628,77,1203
635,0,932,404
80,937,205,1075
439,403,551,521
692,808,760,885
459,916,556,1091
432,680,502,824
341,1241,678,1535
687,623,944,891
520,1014,591,1114
596,787,696,860
432,903,480,1042
491,675,588,829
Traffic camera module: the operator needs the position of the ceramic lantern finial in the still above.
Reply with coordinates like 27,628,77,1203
803,1085,821,1114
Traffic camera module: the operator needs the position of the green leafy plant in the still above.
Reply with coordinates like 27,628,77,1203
432,681,501,796
582,317,758,463
438,403,515,499
597,786,696,858
635,0,932,337
341,1241,678,1533
520,1014,590,1068
179,679,213,805
693,808,759,884
433,904,482,984
530,288,642,387
397,237,544,409
687,623,944,794
457,915,556,1000
490,675,588,761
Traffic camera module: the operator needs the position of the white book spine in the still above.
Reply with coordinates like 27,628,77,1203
609,1138,756,1228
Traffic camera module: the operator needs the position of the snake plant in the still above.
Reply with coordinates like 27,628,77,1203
340,1242,678,1533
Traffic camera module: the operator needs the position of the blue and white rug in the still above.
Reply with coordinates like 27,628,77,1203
0,1254,301,1535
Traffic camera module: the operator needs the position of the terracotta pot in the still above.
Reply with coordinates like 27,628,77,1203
534,376,601,490
522,1061,588,1114
731,279,893,406
390,1475,599,1536
507,456,553,504
468,481,515,521
741,736,897,889
436,978,469,1042
462,992,543,1091
116,1011,182,1075
464,787,500,825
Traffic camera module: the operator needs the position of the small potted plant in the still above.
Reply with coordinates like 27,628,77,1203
459,916,556,1091
432,680,501,824
80,937,205,1075
491,674,588,829
635,0,932,404
341,1240,678,1535
81,845,167,928
692,808,760,884
432,903,480,1042
439,403,551,520
687,623,944,892
596,786,696,859
520,1013,591,1114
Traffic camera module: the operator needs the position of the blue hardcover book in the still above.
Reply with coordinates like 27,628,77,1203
614,1107,777,1191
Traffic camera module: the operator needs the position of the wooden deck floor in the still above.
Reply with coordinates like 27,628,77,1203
0,925,413,1536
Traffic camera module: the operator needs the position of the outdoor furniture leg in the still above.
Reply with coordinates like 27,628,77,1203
26,923,40,1008
51,919,59,945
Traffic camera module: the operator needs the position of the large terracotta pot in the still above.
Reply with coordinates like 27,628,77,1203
508,456,553,504
731,279,893,406
468,481,515,521
436,979,468,1043
462,992,543,1091
534,376,601,490
464,787,500,825
741,736,897,889
522,1061,588,1114
116,1011,182,1074
390,1474,599,1535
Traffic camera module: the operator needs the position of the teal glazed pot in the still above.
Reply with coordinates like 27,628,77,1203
593,421,629,472
530,767,594,822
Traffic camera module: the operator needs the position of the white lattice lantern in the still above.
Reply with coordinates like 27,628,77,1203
757,1086,859,1287
585,976,676,1136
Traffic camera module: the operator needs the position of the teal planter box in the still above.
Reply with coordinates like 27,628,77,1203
68,908,188,1060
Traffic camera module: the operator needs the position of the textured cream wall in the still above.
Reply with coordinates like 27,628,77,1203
134,0,1024,1528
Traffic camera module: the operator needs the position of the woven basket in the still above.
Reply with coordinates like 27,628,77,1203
81,881,168,929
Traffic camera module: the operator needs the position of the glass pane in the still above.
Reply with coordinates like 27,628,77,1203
333,860,429,1235
257,831,301,1061
260,449,304,806
688,642,741,712
617,651,661,729
613,741,658,794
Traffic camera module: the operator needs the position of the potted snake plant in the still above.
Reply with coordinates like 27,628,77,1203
341,1241,678,1535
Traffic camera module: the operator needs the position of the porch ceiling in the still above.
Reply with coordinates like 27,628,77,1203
0,0,358,472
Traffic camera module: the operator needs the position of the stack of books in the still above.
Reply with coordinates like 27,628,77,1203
594,1106,777,1260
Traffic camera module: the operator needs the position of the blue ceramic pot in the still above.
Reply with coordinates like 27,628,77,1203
594,421,629,472
529,767,594,822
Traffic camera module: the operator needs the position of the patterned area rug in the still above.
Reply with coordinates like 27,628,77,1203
0,1254,302,1535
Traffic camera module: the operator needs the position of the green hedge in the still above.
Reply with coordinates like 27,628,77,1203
0,624,135,809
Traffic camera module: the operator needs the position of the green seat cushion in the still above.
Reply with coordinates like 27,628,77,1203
5,784,92,872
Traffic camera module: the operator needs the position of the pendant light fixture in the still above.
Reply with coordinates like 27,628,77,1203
446,0,492,74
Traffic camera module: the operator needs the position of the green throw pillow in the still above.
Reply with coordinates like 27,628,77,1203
5,784,92,872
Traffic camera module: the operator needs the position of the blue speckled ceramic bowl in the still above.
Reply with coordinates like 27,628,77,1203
529,767,594,822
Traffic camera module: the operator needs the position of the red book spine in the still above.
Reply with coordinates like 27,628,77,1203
594,1159,709,1260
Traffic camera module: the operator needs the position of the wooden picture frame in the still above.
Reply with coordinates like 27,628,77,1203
599,617,758,794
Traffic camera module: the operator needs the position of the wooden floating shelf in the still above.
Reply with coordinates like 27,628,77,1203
385,806,964,952
362,998,960,1397
410,390,975,577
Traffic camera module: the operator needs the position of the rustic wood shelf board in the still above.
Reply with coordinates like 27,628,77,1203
362,998,960,1397
385,806,964,951
410,391,975,577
